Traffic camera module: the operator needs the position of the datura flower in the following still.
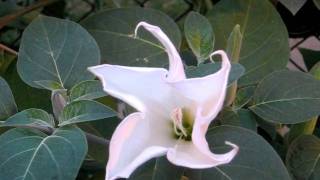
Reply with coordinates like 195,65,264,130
88,22,239,180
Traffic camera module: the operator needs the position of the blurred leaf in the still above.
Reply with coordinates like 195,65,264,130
311,62,320,79
278,0,307,15
300,48,320,70
3,64,51,112
184,11,214,63
69,80,107,102
287,118,318,144
186,126,290,179
1,108,53,128
250,70,320,124
315,0,320,10
0,50,16,74
59,100,116,126
0,127,87,180
0,76,17,120
82,8,181,67
219,108,257,131
207,0,289,86
145,0,189,20
18,15,100,90
129,157,184,180
286,135,320,179
186,62,245,85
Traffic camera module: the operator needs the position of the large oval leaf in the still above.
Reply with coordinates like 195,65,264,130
207,0,289,86
69,80,107,102
59,100,116,126
0,127,87,180
286,135,320,179
0,76,17,120
188,125,290,179
82,8,181,67
249,70,320,124
1,108,53,128
18,15,100,90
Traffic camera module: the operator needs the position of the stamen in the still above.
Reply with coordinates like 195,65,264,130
171,107,188,138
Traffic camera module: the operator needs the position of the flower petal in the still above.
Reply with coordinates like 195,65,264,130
88,65,171,113
135,22,186,82
172,50,231,125
167,139,238,169
106,112,175,180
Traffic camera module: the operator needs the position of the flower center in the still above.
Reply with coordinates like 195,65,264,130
170,107,193,141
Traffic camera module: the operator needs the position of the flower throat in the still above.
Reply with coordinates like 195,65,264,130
171,107,194,141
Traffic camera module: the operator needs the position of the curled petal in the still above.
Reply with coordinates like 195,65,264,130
166,139,238,169
172,50,231,125
106,112,173,180
135,22,186,82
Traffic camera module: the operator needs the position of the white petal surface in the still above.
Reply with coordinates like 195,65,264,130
88,65,171,113
172,50,231,125
106,112,175,180
135,22,186,82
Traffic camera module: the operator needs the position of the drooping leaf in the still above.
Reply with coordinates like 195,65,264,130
187,126,290,180
249,70,320,124
1,108,53,128
184,11,214,63
129,157,184,180
186,62,245,85
82,8,181,67
69,80,107,102
286,135,320,179
278,0,307,15
17,15,100,90
207,0,289,86
3,64,51,112
0,76,17,120
0,127,87,180
59,100,116,126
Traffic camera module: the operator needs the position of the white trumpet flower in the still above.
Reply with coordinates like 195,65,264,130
88,22,239,180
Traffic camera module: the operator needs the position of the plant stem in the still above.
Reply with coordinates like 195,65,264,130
0,43,18,56
0,0,59,29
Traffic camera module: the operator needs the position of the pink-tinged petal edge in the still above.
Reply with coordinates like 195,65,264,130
172,50,231,125
135,22,186,82
106,112,169,180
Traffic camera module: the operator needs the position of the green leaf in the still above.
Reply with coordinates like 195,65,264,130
0,49,16,74
226,24,243,63
3,64,51,112
219,108,257,131
184,11,214,63
234,85,255,108
144,0,190,20
0,127,87,180
1,108,53,128
278,0,307,15
286,135,320,179
186,63,245,85
35,80,64,91
300,48,320,70
129,157,184,180
82,8,181,67
69,80,107,102
59,100,116,126
0,76,17,120
17,15,100,90
188,126,290,179
311,62,320,80
249,70,320,124
314,0,320,10
207,0,289,86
